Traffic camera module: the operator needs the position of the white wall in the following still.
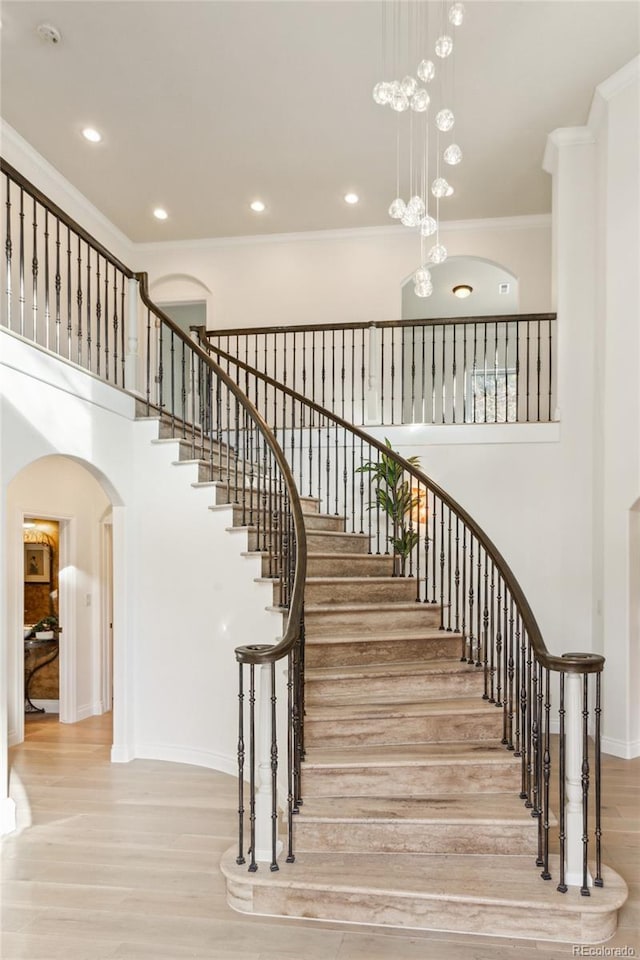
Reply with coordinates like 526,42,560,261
135,215,551,330
7,457,111,731
543,57,640,758
0,330,280,834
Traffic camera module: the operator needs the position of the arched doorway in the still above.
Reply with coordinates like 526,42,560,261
6,456,115,749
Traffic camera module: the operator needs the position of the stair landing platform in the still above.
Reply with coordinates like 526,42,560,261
220,847,627,945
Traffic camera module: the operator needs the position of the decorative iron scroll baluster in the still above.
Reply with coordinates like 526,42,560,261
76,234,83,365
248,664,257,873
270,662,279,872
44,210,50,350
4,176,12,326
557,672,567,892
19,186,25,336
32,198,39,342
66,226,72,359
104,260,110,379
541,666,552,879
236,665,246,865
581,672,590,896
595,671,603,886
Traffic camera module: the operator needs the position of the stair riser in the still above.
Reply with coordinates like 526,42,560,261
303,514,346,532
302,761,520,797
293,821,537,856
305,533,371,555
305,670,481,703
305,579,419,605
230,881,616,944
304,711,503,748
305,634,460,667
214,486,319,514
305,606,442,636
307,556,395,577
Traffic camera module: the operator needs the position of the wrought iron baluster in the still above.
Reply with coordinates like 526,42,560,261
441,323,446,424
19,186,25,336
536,318,542,422
32,198,39,342
4,176,12,327
104,260,110,379
248,664,257,872
66,225,72,359
595,671,603,886
541,666,552,879
236,665,246,865
95,254,102,376
44,210,50,350
581,672,590,896
557,672,568,893
76,234,83,365
452,323,457,424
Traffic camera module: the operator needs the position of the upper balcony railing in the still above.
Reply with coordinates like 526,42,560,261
206,314,557,428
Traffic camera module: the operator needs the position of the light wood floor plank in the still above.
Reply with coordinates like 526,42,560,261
2,713,638,960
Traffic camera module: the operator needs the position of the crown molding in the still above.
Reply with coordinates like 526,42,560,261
0,119,134,261
134,214,551,255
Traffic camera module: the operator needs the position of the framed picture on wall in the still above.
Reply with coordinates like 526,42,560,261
24,543,50,583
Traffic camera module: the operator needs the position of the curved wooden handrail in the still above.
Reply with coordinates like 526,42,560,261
207,340,602,677
1,159,135,280
135,273,307,667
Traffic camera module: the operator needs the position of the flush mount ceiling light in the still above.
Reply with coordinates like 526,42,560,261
452,284,473,299
82,127,102,143
344,193,359,205
250,200,266,213
153,208,168,221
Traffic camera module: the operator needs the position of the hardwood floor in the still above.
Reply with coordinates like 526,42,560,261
2,713,638,960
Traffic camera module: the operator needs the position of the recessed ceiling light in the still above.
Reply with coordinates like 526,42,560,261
82,127,102,143
452,284,473,299
250,200,266,213
153,208,168,221
344,193,359,205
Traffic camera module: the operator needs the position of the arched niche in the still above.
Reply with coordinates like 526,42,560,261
402,256,519,319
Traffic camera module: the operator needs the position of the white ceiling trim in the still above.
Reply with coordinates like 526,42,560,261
134,214,551,255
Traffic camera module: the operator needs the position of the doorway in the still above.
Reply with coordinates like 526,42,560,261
8,456,114,747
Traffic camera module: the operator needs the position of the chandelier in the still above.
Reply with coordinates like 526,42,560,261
372,1,465,298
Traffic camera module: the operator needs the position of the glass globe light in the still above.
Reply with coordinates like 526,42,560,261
414,266,431,285
389,80,401,95
415,281,434,298
408,195,425,216
444,143,463,165
431,177,450,199
445,183,455,197
436,109,455,132
373,82,392,105
448,2,465,26
419,215,437,237
410,88,430,112
435,35,453,58
401,208,421,228
401,75,417,97
428,243,448,265
388,198,406,220
391,91,410,112
417,59,435,82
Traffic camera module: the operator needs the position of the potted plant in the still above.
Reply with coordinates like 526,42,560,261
30,615,58,640
356,439,422,576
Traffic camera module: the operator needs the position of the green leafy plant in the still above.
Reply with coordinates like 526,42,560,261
356,439,422,576
29,614,58,637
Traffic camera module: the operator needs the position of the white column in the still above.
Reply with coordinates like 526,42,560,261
253,663,282,863
564,672,592,888
125,278,140,394
365,323,381,424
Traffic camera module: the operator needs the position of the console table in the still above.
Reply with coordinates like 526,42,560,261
24,636,59,713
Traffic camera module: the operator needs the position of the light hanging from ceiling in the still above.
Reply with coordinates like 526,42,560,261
372,0,466,298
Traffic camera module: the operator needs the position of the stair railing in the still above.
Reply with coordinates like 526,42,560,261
2,159,134,385
201,336,605,896
1,155,310,874
136,275,308,872
206,313,557,427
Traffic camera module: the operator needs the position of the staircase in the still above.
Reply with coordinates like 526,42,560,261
220,499,628,944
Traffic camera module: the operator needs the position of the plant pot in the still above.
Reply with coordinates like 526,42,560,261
35,631,54,639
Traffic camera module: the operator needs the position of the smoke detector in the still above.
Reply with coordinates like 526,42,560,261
37,23,62,45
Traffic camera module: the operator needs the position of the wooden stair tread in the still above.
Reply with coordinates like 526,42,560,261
296,794,541,825
304,740,517,766
305,696,499,721
306,658,474,681
221,847,627,914
305,601,441,614
306,627,460,645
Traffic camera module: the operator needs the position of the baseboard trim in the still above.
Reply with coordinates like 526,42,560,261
133,743,237,776
7,729,19,747
29,699,59,714
111,744,135,764
0,797,17,836
601,736,640,760
76,703,94,722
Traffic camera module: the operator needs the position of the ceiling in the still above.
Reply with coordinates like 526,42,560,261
1,1,638,242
